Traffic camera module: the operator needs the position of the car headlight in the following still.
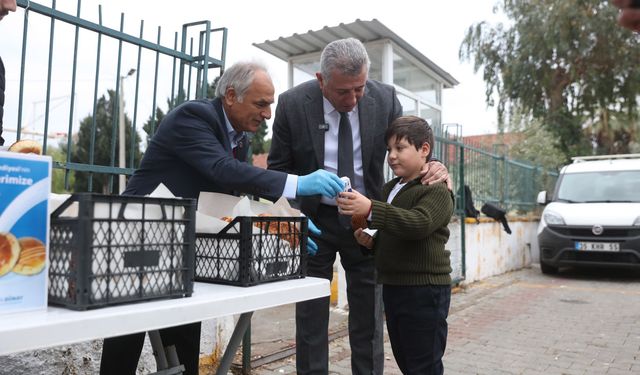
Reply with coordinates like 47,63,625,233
634,216,640,226
543,211,565,225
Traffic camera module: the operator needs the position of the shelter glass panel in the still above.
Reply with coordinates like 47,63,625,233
392,53,440,105
364,43,383,81
293,66,316,86
292,56,319,86
420,105,441,128
397,92,417,116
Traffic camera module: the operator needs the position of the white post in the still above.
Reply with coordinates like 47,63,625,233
118,76,126,194
118,69,135,194
381,41,394,85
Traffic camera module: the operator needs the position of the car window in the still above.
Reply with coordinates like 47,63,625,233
556,170,640,203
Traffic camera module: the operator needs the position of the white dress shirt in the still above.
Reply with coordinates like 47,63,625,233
321,97,366,205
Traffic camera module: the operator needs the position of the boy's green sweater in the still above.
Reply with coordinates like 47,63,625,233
369,177,454,286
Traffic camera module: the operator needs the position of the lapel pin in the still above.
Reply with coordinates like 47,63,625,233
318,123,329,131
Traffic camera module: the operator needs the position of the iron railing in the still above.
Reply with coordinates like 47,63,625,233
9,0,226,193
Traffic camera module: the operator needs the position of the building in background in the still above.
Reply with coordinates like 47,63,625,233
253,19,458,131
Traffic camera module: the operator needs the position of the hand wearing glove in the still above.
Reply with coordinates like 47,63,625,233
306,218,321,256
297,170,344,198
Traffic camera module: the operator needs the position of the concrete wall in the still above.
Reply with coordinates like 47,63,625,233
333,217,540,309
456,218,539,284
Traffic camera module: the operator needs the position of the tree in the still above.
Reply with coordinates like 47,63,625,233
460,0,640,158
47,144,75,194
250,120,269,155
72,90,142,193
142,88,185,142
504,109,566,171
142,105,166,143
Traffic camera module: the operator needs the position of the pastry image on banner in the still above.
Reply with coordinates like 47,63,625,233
0,232,20,277
13,237,46,275
0,235,46,277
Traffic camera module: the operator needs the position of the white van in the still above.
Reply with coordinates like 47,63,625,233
536,154,640,274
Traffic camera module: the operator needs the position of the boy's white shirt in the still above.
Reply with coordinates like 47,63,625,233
362,180,408,238
387,180,408,203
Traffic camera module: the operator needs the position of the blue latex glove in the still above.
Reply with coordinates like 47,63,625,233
297,170,344,198
306,218,322,256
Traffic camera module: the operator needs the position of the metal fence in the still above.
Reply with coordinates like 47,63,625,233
8,0,226,193
432,127,559,215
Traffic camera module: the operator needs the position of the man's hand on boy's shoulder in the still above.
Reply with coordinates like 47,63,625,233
421,161,453,191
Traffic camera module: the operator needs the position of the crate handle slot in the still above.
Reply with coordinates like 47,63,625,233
123,250,161,268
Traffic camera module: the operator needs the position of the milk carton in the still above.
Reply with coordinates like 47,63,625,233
0,151,51,314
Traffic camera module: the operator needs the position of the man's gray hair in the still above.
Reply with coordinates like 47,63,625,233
215,61,270,101
320,38,370,83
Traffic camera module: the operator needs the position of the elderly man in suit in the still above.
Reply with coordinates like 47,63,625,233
100,61,345,375
268,38,449,374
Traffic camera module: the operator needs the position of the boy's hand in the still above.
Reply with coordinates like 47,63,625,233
354,228,374,249
336,189,371,216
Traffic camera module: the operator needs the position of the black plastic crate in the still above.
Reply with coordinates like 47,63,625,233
49,193,196,310
195,216,308,286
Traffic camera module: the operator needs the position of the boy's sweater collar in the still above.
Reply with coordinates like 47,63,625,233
389,175,422,188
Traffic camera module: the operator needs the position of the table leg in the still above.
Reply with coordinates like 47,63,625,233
216,312,254,375
149,330,186,375
149,330,169,369
242,323,251,374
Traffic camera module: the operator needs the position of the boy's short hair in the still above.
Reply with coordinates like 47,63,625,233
385,116,433,160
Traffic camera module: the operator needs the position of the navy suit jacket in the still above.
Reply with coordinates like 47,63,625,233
125,98,287,200
267,79,402,217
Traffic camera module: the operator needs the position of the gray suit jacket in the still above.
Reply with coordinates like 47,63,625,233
268,79,402,217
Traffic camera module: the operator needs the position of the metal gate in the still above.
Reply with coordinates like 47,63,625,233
7,0,226,193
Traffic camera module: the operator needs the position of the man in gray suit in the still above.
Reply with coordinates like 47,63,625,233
268,38,449,374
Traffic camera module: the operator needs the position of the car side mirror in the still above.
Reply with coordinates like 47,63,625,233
536,191,547,205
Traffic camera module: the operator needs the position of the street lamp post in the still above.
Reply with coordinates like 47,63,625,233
119,69,136,194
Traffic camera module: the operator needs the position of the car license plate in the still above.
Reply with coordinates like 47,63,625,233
575,242,620,251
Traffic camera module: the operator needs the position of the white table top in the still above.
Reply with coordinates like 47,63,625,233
0,277,329,355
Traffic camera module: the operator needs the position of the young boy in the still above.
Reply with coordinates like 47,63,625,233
336,115,454,375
